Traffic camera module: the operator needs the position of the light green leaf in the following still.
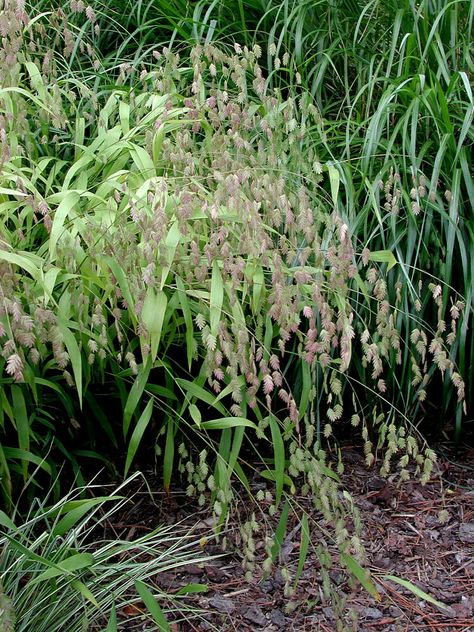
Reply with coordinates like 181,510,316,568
327,164,340,209
49,191,80,260
141,288,168,363
71,580,99,607
368,249,398,271
200,417,258,430
104,602,117,632
268,415,285,507
52,497,121,537
176,583,209,595
341,553,380,601
11,386,29,479
32,553,95,584
57,320,83,408
0,250,40,281
103,257,137,325
270,499,289,564
384,575,449,610
160,220,181,289
175,379,226,416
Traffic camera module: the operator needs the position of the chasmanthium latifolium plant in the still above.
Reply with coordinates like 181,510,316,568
0,2,467,573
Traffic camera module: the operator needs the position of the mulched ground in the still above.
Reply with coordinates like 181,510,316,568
94,442,474,631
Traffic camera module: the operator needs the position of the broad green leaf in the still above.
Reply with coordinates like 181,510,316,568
71,580,99,607
52,497,122,537
2,448,51,475
124,398,154,477
160,220,181,289
299,361,311,420
261,469,294,490
341,553,380,601
130,146,155,179
42,266,61,306
0,510,16,531
104,602,117,632
368,249,398,271
57,320,83,408
32,553,95,584
200,417,258,430
141,288,168,363
49,191,80,260
176,583,209,595
252,263,264,313
188,404,202,426
134,580,170,632
327,164,340,209
175,378,226,416
0,250,40,281
0,86,55,115
103,257,137,325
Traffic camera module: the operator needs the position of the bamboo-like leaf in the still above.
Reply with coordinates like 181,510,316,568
103,257,137,325
105,603,118,632
71,580,99,607
327,163,340,209
175,378,226,416
176,583,209,595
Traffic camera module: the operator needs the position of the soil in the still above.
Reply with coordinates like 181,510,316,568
91,442,474,631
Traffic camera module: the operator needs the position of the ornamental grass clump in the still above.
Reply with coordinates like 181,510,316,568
0,474,218,631
0,1,469,604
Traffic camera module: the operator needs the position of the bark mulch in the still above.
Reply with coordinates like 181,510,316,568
94,442,474,631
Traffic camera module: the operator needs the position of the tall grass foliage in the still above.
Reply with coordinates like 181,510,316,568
0,2,471,618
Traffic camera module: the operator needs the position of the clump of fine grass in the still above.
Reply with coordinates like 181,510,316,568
0,473,218,632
